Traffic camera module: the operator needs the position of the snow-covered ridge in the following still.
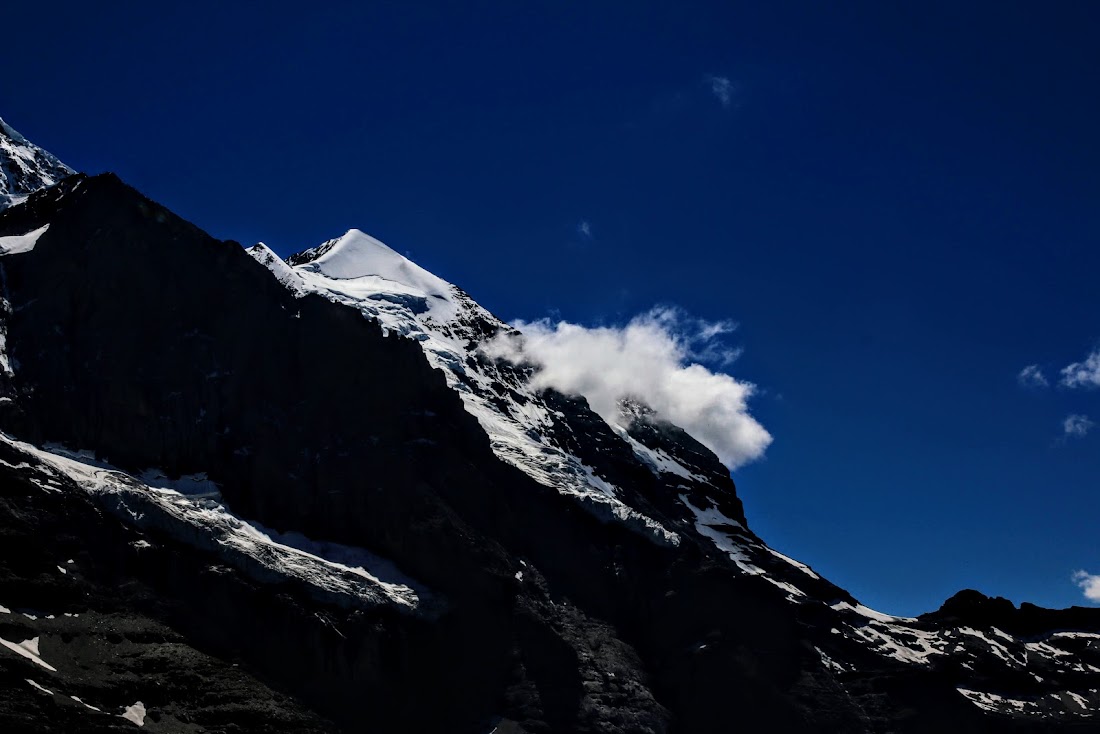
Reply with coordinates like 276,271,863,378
0,432,429,613
254,230,681,547
0,117,72,211
249,242,306,296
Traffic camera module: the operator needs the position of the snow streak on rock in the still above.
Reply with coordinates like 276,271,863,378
0,432,429,614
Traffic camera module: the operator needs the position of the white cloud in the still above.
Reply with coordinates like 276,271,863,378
706,75,736,108
1017,364,1048,388
483,307,771,469
1063,414,1094,439
1061,348,1100,388
577,220,592,239
1073,570,1100,603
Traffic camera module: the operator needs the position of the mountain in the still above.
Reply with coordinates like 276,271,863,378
0,119,1097,733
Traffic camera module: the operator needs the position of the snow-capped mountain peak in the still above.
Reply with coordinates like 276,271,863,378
0,117,72,211
289,229,463,324
294,229,450,295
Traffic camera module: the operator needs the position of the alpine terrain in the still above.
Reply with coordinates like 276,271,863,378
0,116,1097,733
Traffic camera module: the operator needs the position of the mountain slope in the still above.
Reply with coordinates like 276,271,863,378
259,222,1100,730
0,126,1095,732
0,118,71,212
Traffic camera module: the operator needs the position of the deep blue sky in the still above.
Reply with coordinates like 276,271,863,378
5,2,1099,615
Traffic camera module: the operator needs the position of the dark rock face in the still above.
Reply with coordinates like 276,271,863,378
0,440,335,733
0,175,685,732
0,173,1096,733
927,590,1100,638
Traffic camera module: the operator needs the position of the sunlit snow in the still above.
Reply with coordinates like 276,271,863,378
0,635,55,671
0,224,49,256
121,701,147,726
1,432,426,612
25,679,54,696
71,695,103,712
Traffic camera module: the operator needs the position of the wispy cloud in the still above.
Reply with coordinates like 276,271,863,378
1061,348,1100,388
1073,570,1100,603
705,75,737,109
483,306,771,469
577,220,592,240
1062,414,1094,439
1017,364,1049,388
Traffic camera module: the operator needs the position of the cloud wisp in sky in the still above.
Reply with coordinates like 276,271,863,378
577,220,592,240
705,75,736,109
483,307,772,469
1062,414,1094,439
1017,364,1049,388
1061,348,1100,389
1073,570,1100,603
1017,353,1097,441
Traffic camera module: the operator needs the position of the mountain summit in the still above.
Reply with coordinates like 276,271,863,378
0,120,1096,732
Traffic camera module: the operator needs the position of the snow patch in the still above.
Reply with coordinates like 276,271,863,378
1050,631,1100,640
247,243,307,296
680,494,763,575
25,679,54,696
762,576,806,598
72,695,103,712
958,687,1027,714
816,646,850,673
0,635,56,671
958,627,1024,667
830,600,915,624
849,624,945,667
766,547,821,580
958,687,1100,717
614,426,703,481
0,224,49,256
121,701,147,726
137,469,220,498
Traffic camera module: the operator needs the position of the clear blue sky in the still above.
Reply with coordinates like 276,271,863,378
5,2,1098,616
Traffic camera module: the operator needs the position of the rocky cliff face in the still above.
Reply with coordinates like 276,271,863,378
0,117,71,212
0,123,1096,733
